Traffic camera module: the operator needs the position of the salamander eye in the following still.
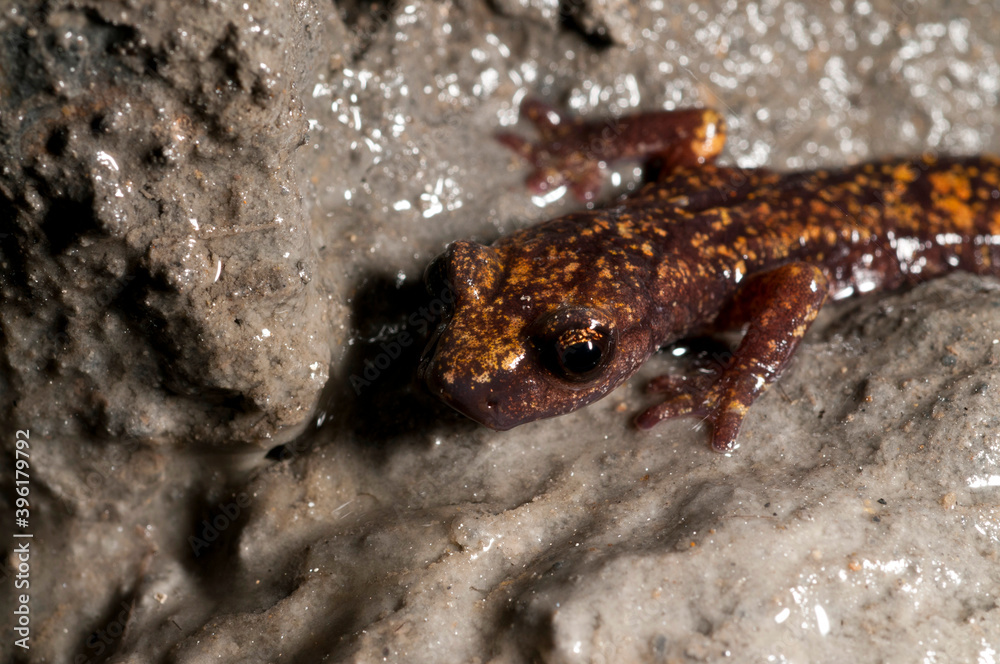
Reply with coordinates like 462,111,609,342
532,308,616,383
554,328,609,377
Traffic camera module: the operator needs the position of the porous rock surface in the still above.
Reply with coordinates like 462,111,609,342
0,0,332,445
1,1,1000,663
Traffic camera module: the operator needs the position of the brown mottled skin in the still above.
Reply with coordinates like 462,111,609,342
420,101,1000,451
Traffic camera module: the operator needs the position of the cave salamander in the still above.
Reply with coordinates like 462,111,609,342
420,100,1000,451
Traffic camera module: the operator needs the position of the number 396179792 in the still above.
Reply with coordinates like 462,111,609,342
15,430,30,526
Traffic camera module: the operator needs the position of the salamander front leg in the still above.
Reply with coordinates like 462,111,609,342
497,99,726,202
637,262,829,453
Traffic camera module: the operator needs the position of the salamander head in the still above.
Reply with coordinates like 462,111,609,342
419,238,651,430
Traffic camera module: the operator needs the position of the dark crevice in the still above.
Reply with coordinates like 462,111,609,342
264,443,289,461
559,1,615,50
40,194,99,254
72,588,138,664
45,125,70,155
0,195,29,296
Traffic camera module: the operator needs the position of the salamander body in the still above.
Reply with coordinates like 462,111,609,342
420,102,1000,451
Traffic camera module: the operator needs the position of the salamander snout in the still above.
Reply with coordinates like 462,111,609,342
420,353,526,431
419,303,629,430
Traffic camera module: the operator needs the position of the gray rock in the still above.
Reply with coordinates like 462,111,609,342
2,1,999,663
0,0,332,446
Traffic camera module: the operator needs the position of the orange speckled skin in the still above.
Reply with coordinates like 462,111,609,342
420,103,1000,451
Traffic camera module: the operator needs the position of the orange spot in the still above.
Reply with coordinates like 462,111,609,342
929,171,972,200
891,163,917,183
936,196,975,232
809,199,828,216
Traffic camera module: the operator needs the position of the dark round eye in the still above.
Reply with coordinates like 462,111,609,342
555,328,607,376
532,308,616,383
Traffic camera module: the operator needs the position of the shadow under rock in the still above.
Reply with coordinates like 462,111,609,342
70,587,142,664
318,273,476,455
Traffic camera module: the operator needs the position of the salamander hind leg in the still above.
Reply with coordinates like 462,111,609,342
637,262,829,453
497,100,726,202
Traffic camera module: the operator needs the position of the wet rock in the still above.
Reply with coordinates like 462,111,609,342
0,0,333,446
2,1,1000,663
